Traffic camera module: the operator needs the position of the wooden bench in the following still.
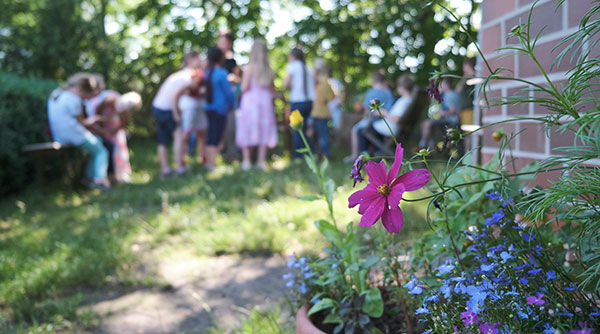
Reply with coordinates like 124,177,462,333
22,141,71,153
22,141,80,187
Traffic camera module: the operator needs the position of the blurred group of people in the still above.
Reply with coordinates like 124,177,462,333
47,29,476,188
343,57,476,162
47,72,142,190
151,31,279,176
152,30,345,177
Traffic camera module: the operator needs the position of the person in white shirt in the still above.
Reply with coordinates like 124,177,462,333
152,53,203,178
47,72,110,190
284,47,316,159
357,74,415,152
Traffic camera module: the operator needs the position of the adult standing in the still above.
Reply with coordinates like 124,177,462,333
236,38,277,171
285,47,316,159
204,47,235,170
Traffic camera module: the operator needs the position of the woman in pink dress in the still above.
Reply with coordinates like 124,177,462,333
236,38,278,170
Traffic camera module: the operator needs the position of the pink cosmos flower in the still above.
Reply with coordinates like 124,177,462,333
348,143,431,234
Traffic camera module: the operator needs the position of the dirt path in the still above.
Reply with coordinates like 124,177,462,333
82,254,288,334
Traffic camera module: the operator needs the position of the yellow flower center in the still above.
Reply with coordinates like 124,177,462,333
377,184,391,196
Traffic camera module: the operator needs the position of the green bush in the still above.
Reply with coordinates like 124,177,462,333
0,72,58,195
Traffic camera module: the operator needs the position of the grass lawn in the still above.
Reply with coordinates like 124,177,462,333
0,138,429,333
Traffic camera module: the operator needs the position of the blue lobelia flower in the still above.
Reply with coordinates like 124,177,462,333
543,323,555,334
486,190,502,201
480,263,496,272
500,251,513,263
436,259,456,276
522,233,536,242
404,276,424,295
546,271,556,281
416,304,430,315
528,268,542,275
440,282,452,298
564,283,577,291
485,209,505,226
519,277,529,285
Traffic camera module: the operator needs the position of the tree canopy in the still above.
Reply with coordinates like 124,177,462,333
1,0,479,132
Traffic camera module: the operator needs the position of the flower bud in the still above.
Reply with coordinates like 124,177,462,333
369,98,381,111
446,128,462,142
289,110,303,130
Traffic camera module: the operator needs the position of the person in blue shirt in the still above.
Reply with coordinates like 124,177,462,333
344,70,396,162
419,77,462,148
204,47,235,170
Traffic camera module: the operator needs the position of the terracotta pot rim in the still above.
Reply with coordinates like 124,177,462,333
296,304,328,334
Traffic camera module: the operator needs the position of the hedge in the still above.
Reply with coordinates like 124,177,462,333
0,72,58,195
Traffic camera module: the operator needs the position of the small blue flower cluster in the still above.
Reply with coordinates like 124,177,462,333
407,192,597,333
283,255,314,295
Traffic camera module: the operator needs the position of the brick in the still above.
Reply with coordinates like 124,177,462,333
568,0,597,27
482,54,515,77
482,122,516,148
481,24,502,54
518,121,547,153
505,87,531,115
518,38,575,77
505,1,564,45
506,156,562,187
549,125,576,151
482,0,517,22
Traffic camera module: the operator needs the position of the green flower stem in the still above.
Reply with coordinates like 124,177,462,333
374,106,398,145
422,154,465,270
401,166,566,203
297,128,337,226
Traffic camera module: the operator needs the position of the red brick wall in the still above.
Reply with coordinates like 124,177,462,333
476,0,600,175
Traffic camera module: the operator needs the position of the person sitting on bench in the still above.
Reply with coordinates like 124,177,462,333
344,70,395,162
47,72,110,190
358,74,415,152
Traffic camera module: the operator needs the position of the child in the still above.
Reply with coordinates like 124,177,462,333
204,47,235,170
344,70,396,162
88,90,142,183
284,47,316,159
47,72,110,190
357,74,414,150
152,52,203,178
311,58,335,159
178,51,207,168
236,38,277,170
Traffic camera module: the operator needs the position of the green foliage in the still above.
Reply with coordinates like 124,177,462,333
287,0,479,95
218,307,292,334
477,0,600,291
0,72,58,195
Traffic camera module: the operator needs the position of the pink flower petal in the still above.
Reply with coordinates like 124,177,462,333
348,185,381,214
387,143,404,184
393,169,432,191
348,185,376,208
381,206,404,234
359,196,385,228
388,183,405,208
364,160,387,186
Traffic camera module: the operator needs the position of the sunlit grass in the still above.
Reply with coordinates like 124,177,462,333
0,138,430,332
